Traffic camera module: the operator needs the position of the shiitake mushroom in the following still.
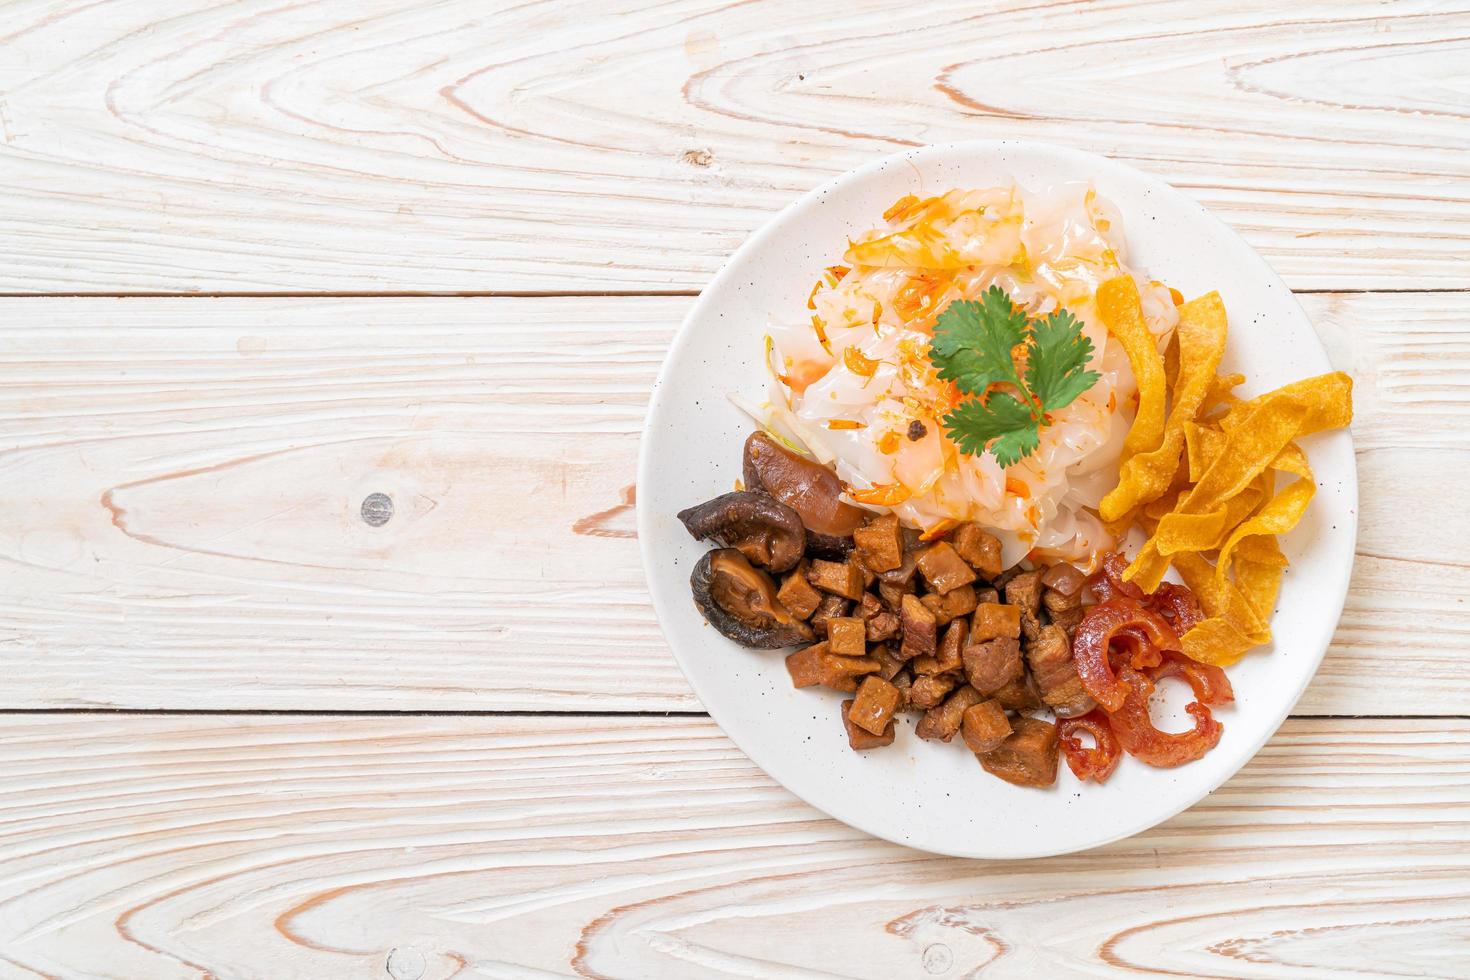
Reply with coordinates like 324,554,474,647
690,549,815,649
742,431,863,558
677,491,806,573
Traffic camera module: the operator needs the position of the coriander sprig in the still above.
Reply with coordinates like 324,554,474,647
928,285,1101,468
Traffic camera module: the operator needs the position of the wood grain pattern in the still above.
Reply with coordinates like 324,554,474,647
0,714,1463,979
0,0,1466,293
0,292,1463,714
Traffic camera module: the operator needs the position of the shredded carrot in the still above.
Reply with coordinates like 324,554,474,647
1006,477,1030,498
882,195,919,223
826,264,850,283
826,418,864,430
871,300,883,333
843,346,879,378
811,314,830,353
877,430,902,454
919,519,959,541
894,273,949,322
849,483,911,506
806,279,823,311
1168,286,1184,306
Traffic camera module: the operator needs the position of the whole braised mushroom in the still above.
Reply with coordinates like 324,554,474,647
691,548,816,649
677,491,806,573
742,432,864,558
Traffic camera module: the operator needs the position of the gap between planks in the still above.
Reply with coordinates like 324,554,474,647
0,709,1462,721
0,288,1469,299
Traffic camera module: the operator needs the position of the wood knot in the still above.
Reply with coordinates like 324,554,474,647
680,148,714,168
385,946,425,980
922,942,953,974
361,492,394,527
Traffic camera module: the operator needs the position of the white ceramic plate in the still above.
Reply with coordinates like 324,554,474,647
637,141,1356,859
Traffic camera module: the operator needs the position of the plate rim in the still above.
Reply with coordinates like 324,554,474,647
636,138,1358,859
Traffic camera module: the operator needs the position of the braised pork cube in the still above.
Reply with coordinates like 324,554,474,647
827,616,867,657
916,685,984,742
877,548,919,586
785,642,879,693
899,594,938,660
859,592,900,642
1041,562,1086,598
907,673,956,710
1026,624,1095,718
866,608,900,643
974,586,1000,606
853,513,904,573
849,676,902,736
808,558,865,601
952,524,1004,579
992,673,1043,712
873,644,906,681
891,668,914,710
841,699,895,750
916,541,979,594
962,636,1023,696
932,618,968,675
1043,587,1082,618
784,641,830,688
979,716,1059,787
776,563,823,621
1050,605,1086,635
921,584,978,626
971,602,1022,643
1004,569,1045,641
810,594,850,634
878,579,913,612
961,700,1012,754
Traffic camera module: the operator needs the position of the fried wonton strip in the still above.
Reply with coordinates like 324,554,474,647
1180,616,1257,667
1097,275,1167,459
1216,475,1315,584
1183,421,1223,483
1100,292,1228,522
1200,372,1246,419
1172,552,1268,638
1125,372,1352,590
1234,539,1287,626
1153,475,1268,557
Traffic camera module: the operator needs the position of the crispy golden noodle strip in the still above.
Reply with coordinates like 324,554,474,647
1096,275,1167,459
1181,615,1257,667
1095,282,1352,665
1099,291,1228,522
1174,552,1268,637
1124,371,1352,592
1215,472,1315,584
1201,372,1246,417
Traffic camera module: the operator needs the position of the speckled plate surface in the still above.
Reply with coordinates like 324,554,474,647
636,141,1356,859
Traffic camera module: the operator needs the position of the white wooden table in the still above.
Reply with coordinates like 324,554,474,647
1,2,1467,977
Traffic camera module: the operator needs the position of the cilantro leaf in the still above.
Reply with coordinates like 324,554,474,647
1025,308,1101,413
942,392,1039,468
928,286,1101,468
929,286,1028,394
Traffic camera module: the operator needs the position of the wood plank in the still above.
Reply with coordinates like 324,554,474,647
0,0,1465,293
0,293,1463,714
0,714,1463,979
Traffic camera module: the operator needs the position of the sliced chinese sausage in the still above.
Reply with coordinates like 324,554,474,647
743,432,864,555
677,490,805,573
690,549,815,649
